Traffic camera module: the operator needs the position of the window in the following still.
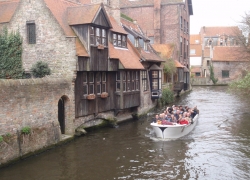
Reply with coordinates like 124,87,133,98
195,72,201,77
141,70,148,91
190,49,195,55
180,37,183,56
144,41,148,51
207,60,210,66
135,38,139,47
152,71,159,90
123,71,126,92
222,70,229,78
180,16,183,30
90,26,107,46
116,71,139,92
149,36,154,44
116,72,121,92
186,40,189,57
113,33,127,48
27,21,36,44
83,72,88,95
82,72,107,96
187,22,189,33
184,19,186,33
184,38,186,59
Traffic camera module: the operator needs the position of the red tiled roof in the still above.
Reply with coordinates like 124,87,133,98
151,44,174,59
67,4,112,26
200,26,241,37
44,0,79,36
109,41,144,69
190,34,201,44
78,0,91,4
75,38,89,57
109,16,127,34
175,60,184,68
191,66,201,73
0,0,20,24
212,46,249,62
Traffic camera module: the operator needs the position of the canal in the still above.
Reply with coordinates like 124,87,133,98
1,86,250,180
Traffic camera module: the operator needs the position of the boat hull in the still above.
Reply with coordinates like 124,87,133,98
150,114,199,139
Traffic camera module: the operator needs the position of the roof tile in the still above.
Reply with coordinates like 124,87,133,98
0,0,20,24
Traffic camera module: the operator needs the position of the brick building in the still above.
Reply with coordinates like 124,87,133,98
120,0,193,91
190,26,250,84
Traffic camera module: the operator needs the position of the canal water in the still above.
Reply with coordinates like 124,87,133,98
1,86,250,180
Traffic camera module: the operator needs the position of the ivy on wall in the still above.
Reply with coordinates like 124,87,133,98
0,27,23,79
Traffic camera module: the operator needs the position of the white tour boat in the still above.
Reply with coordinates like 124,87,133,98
150,114,199,139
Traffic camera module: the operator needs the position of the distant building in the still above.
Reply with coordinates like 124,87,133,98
120,0,193,92
190,26,250,84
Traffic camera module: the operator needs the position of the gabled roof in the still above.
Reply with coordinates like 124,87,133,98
151,44,174,59
109,16,127,34
0,0,20,24
212,47,249,62
44,0,80,36
67,4,112,28
200,26,241,37
109,41,144,69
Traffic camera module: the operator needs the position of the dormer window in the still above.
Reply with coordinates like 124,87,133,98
90,26,107,46
135,38,139,47
113,33,127,48
144,41,148,51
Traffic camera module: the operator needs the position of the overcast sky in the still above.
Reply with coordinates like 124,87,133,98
190,0,250,34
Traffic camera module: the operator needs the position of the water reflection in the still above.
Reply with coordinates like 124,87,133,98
1,86,250,180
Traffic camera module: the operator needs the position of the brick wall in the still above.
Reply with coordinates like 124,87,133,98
0,78,74,165
0,78,74,135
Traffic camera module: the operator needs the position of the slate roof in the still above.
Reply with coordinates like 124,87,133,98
200,26,241,37
0,0,20,24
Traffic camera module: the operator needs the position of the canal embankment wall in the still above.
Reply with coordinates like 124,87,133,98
0,78,74,166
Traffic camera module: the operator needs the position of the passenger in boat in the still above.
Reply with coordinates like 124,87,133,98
179,118,189,125
171,114,177,123
152,114,159,123
165,113,172,122
179,113,189,124
167,106,173,114
174,109,180,120
177,114,182,123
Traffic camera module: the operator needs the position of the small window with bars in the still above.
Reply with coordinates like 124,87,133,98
27,21,36,44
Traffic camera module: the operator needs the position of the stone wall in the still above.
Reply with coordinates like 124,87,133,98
3,0,77,78
0,78,74,166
